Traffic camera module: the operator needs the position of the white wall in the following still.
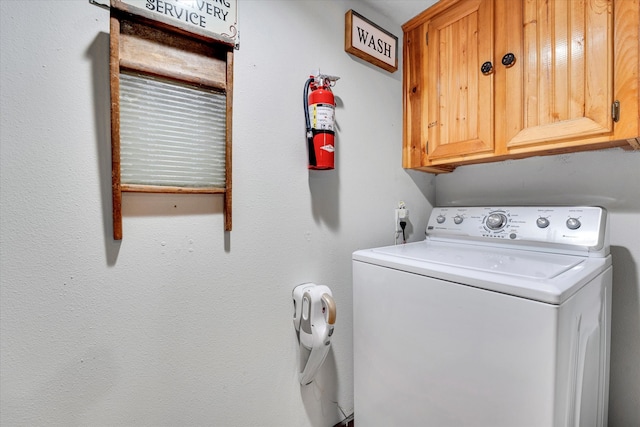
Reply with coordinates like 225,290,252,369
0,1,435,426
435,150,640,427
3,1,638,426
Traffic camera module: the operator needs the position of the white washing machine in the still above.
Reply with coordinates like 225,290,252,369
353,206,612,427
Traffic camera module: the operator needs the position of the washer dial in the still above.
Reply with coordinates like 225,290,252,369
486,213,508,230
536,217,550,228
566,217,581,230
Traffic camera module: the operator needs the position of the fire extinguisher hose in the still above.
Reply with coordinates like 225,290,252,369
303,77,313,135
303,77,316,166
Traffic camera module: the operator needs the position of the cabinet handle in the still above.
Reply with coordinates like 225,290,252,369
480,61,493,75
501,53,516,68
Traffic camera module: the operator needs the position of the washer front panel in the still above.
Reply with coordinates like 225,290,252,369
352,259,612,427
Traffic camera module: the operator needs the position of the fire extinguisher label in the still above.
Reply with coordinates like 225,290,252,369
309,104,335,132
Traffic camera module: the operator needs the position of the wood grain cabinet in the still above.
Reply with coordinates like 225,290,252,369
403,0,639,173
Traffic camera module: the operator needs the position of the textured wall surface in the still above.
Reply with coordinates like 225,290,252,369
0,1,435,426
435,150,640,427
3,1,638,426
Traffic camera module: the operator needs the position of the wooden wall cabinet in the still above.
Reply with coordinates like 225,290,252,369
403,0,640,173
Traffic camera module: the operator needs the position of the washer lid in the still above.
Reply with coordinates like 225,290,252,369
354,240,611,304
373,241,582,280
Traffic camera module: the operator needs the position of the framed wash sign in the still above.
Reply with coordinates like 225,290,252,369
345,10,398,73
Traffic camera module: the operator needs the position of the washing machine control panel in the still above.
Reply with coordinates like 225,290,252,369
426,206,607,253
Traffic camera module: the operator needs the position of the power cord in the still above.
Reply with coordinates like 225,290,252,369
400,220,407,244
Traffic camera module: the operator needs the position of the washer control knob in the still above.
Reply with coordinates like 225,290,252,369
486,213,507,230
536,217,550,228
436,215,446,224
453,215,464,225
566,217,581,230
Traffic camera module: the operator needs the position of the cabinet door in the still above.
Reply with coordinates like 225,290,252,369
426,0,494,160
504,0,613,149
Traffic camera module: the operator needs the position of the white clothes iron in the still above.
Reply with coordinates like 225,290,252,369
292,283,336,385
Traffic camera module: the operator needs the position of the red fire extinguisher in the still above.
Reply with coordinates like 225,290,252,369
304,74,339,170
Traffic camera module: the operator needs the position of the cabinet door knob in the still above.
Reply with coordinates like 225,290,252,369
480,61,494,75
501,53,516,68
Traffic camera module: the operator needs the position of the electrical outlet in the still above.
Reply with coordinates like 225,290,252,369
395,203,409,233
